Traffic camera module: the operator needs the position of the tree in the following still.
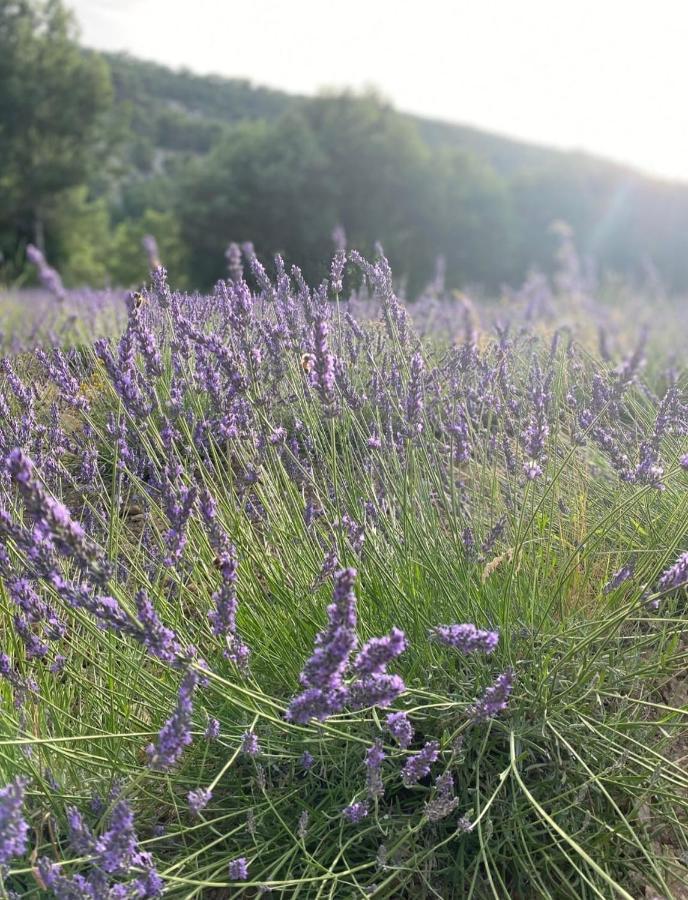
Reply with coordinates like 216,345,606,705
0,0,113,267
178,113,338,288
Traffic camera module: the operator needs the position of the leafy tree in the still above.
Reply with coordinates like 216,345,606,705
45,186,111,286
109,209,189,288
178,113,338,287
0,0,113,265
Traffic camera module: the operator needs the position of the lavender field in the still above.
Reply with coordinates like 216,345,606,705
1,234,688,899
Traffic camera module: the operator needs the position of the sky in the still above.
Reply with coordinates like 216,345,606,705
71,0,688,182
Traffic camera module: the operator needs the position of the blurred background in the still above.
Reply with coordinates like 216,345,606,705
2,0,688,295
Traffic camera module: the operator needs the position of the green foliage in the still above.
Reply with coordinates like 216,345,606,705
0,0,113,262
109,209,189,288
178,113,338,286
5,2,688,294
43,186,111,285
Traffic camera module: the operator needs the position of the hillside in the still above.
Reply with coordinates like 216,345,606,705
102,53,688,292
4,0,688,295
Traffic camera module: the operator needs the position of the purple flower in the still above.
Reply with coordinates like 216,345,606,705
657,550,688,593
342,801,369,824
50,654,67,674
204,718,220,741
188,788,212,816
66,806,96,856
6,449,111,584
312,317,336,410
430,623,499,654
385,711,414,749
349,673,406,710
401,741,440,786
207,545,250,669
680,454,688,470
135,590,180,663
285,686,348,725
225,242,243,283
95,800,137,874
146,668,199,770
229,857,249,881
603,556,636,594
352,628,407,676
365,740,385,799
286,569,358,723
424,771,460,822
300,751,314,770
242,730,261,757
0,776,29,865
470,669,514,722
287,569,408,722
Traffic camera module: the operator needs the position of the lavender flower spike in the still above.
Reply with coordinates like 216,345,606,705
386,711,414,749
242,730,261,757
146,669,199,770
657,549,688,593
402,741,440,786
188,788,212,816
470,669,514,722
342,801,369,823
229,857,249,881
430,623,499,654
0,776,29,865
285,568,358,724
365,740,386,799
352,628,407,675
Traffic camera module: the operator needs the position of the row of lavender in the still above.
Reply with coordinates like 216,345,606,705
1,239,687,896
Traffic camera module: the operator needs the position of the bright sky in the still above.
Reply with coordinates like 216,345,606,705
71,0,688,182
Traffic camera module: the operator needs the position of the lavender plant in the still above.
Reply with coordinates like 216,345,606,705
0,237,687,898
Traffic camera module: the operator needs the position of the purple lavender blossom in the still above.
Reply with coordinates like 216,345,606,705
242,731,261,757
312,317,336,410
204,718,220,741
342,801,369,824
229,857,249,881
66,806,96,855
95,800,138,874
6,448,111,584
188,788,212,816
134,590,180,663
285,568,358,723
657,550,688,593
207,544,250,670
300,751,314,770
146,668,199,770
424,771,460,822
0,776,29,865
352,628,407,675
330,225,347,294
470,670,514,722
680,454,688,470
430,623,499,654
365,740,385,799
603,556,636,594
349,673,406,710
385,711,414,749
401,741,440,786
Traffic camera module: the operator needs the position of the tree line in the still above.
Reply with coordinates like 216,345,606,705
3,0,688,294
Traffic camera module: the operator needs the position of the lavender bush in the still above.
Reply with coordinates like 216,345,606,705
0,234,687,897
